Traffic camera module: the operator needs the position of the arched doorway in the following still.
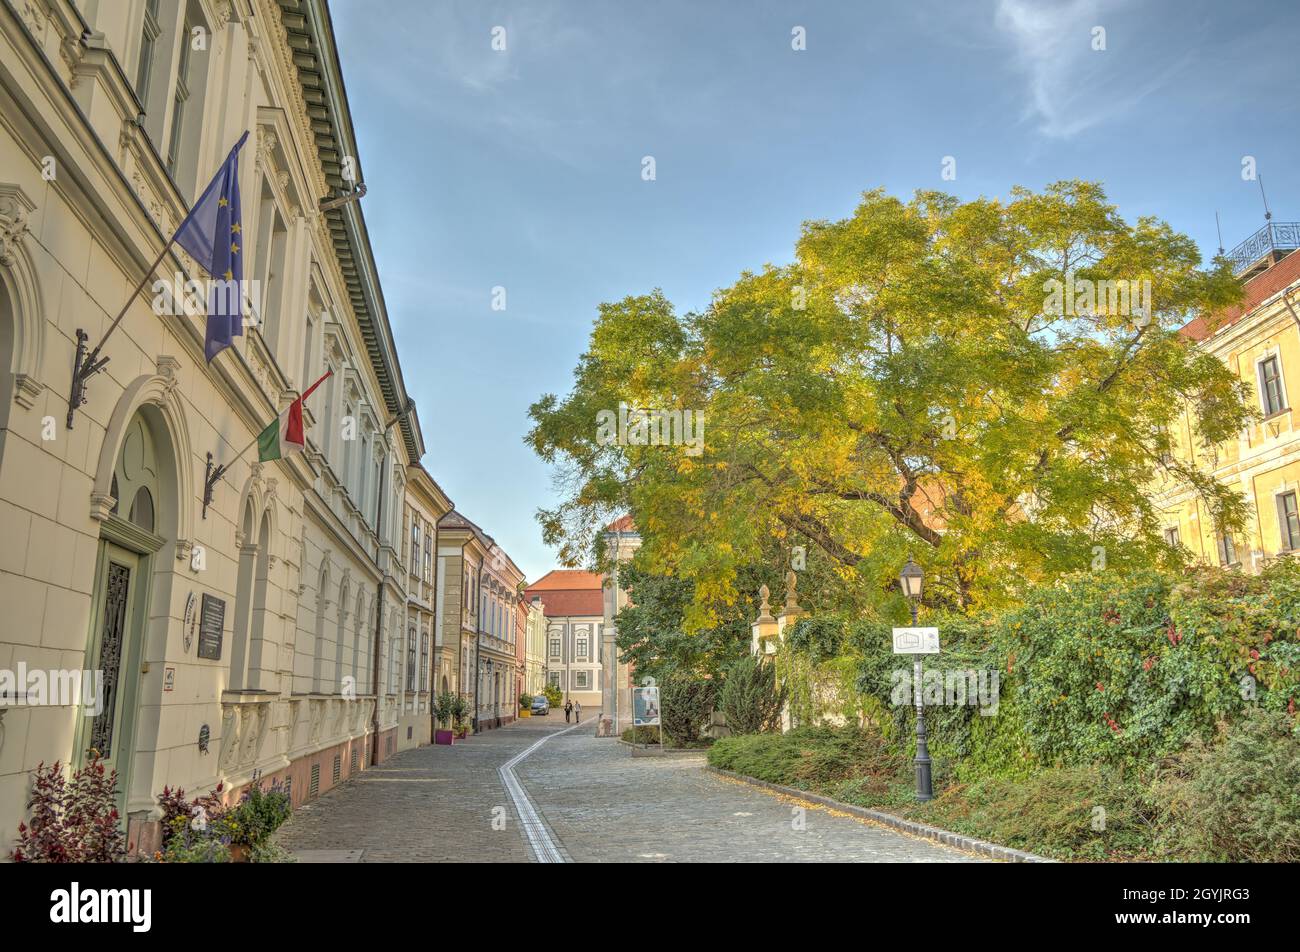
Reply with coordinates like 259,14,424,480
79,410,169,811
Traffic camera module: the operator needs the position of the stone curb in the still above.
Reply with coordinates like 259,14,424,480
706,766,1055,863
617,739,709,757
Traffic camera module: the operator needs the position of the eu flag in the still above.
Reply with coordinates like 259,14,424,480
173,131,249,362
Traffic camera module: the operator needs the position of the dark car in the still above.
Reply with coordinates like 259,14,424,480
530,695,550,715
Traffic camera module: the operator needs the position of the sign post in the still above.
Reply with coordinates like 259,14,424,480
892,626,939,801
632,682,662,751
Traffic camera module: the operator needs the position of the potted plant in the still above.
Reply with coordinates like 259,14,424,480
433,690,458,745
452,694,471,738
518,693,533,717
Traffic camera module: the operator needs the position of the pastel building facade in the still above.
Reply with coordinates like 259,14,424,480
525,570,604,710
0,0,436,854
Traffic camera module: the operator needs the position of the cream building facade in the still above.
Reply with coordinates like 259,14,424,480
0,0,430,854
1154,233,1300,570
401,463,452,750
523,595,546,696
525,570,604,709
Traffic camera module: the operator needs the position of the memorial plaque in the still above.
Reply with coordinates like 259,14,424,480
197,593,225,660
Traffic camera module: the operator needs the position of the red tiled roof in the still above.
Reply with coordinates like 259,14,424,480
606,514,636,532
1181,250,1300,342
526,588,604,617
526,569,602,591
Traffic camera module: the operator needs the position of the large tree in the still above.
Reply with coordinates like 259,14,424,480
527,182,1251,625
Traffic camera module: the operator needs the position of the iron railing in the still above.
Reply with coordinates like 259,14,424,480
1226,222,1300,275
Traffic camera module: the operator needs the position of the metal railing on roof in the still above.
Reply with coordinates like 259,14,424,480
1226,222,1300,276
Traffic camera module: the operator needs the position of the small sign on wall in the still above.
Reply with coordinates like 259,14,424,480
163,667,175,692
197,594,225,660
891,627,941,654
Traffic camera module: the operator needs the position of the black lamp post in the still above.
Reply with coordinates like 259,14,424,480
900,557,933,802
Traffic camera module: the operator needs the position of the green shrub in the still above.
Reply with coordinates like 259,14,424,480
519,693,533,708
230,780,291,846
719,655,785,734
1154,708,1300,862
660,676,715,744
433,691,459,729
913,767,1150,861
543,683,563,707
708,726,902,791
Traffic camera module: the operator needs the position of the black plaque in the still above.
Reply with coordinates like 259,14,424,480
197,593,225,660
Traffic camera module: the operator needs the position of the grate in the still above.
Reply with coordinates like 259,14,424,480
309,763,320,798
351,749,358,775
332,754,341,784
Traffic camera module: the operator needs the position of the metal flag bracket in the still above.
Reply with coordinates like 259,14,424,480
66,329,111,429
202,452,228,520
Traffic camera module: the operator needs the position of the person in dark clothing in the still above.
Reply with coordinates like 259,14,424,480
564,699,572,723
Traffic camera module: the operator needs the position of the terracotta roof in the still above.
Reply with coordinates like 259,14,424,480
1181,250,1300,342
526,569,603,591
526,588,604,618
606,514,636,532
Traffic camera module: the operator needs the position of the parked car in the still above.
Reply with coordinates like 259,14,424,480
530,695,550,715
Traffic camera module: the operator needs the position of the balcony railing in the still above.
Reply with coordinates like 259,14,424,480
1226,222,1300,276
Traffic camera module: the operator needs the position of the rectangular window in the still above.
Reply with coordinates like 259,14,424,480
406,628,417,693
548,670,562,688
136,0,162,101
1260,355,1286,416
411,522,420,574
574,670,590,690
576,637,588,660
1279,492,1300,551
423,535,432,582
166,18,193,176
420,632,429,693
549,637,561,658
1217,533,1238,567
1164,526,1181,547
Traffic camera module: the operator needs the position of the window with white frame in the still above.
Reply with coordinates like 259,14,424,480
549,634,561,658
573,670,590,690
135,0,162,102
420,631,429,692
1279,492,1300,552
548,670,563,688
576,634,588,660
1164,526,1181,547
423,532,432,582
1259,354,1287,417
411,521,421,575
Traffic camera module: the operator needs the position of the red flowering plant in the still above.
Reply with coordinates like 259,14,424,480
11,749,126,863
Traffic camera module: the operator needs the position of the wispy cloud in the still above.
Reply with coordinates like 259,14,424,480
994,0,1187,139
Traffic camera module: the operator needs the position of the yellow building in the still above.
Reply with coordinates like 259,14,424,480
1156,229,1300,568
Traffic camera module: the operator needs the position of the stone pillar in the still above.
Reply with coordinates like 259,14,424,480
751,584,778,656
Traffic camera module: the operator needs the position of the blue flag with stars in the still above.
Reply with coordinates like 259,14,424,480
173,131,248,362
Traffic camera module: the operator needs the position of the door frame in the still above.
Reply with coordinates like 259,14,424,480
75,513,164,812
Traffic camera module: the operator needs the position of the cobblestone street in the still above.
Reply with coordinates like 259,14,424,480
275,715,984,863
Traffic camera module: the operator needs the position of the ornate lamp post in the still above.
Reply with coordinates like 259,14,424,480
900,557,933,802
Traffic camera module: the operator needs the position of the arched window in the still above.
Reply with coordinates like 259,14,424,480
312,564,329,693
335,577,349,695
406,625,417,693
353,589,366,691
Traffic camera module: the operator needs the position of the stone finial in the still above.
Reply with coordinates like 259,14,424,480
784,569,800,611
757,584,774,622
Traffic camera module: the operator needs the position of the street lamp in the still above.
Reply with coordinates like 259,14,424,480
899,556,933,802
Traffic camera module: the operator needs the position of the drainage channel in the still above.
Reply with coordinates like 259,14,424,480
498,719,589,863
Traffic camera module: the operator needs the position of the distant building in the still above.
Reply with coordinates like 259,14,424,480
525,571,604,709
523,596,547,695
403,465,453,748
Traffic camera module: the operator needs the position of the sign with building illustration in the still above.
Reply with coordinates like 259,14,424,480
632,685,661,726
892,627,940,654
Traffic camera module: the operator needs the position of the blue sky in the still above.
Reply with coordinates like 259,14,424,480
330,0,1300,583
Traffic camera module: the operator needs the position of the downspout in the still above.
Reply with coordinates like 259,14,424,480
472,557,484,731
372,400,414,765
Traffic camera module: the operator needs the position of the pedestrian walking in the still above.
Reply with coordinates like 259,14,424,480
574,701,582,723
564,699,572,723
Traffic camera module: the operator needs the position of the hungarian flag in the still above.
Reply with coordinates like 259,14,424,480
257,370,331,462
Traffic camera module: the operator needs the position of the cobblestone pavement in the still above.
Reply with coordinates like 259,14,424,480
275,713,574,862
275,713,985,863
518,725,985,863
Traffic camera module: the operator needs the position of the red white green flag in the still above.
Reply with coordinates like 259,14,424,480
257,370,331,462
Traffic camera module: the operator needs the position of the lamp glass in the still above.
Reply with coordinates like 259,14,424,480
900,559,923,600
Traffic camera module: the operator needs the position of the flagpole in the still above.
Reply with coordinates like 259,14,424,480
66,235,178,429
201,369,334,518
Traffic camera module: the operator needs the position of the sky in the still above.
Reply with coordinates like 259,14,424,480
329,0,1300,583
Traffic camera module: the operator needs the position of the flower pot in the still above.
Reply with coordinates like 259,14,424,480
519,709,531,718
229,843,250,863
435,729,455,745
